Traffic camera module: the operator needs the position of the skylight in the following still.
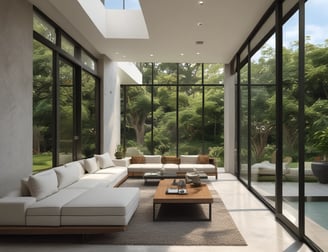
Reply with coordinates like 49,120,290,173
103,0,141,10
79,0,148,39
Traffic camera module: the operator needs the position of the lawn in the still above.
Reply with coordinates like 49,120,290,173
33,153,52,172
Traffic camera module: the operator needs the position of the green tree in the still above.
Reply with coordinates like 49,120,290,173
126,87,151,145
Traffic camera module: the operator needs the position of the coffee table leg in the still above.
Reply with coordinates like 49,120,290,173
209,203,212,221
153,202,156,221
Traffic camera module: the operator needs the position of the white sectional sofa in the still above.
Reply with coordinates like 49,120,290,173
0,153,139,234
127,154,217,179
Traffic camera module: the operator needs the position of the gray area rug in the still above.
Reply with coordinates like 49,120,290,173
0,179,246,246
89,179,247,246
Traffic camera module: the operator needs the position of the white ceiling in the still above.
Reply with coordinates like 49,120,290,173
30,0,274,64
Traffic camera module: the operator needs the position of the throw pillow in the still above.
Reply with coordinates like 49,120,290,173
144,155,162,164
197,154,209,164
20,177,31,196
162,156,179,164
131,155,145,164
83,157,99,173
54,165,80,189
94,152,115,169
27,169,58,200
180,155,198,164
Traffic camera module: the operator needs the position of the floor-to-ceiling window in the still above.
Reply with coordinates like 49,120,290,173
250,32,277,207
58,59,74,164
121,63,224,165
239,61,249,183
304,0,328,249
32,39,53,171
282,5,300,228
32,9,100,171
81,71,99,159
236,0,328,251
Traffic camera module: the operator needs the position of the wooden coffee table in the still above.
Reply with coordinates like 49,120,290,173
153,179,213,221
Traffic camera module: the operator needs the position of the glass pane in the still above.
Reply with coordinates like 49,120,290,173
124,86,151,154
240,63,249,183
153,63,177,85
58,59,74,165
250,34,276,208
141,62,153,84
282,9,299,228
251,36,276,85
33,12,56,44
81,50,96,71
104,0,140,9
61,35,75,57
305,0,328,250
178,85,202,154
179,63,202,84
203,64,224,84
33,40,53,172
205,86,224,166
81,71,97,158
153,86,177,155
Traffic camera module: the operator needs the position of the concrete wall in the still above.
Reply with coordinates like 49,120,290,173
224,64,236,174
0,0,33,196
99,57,121,157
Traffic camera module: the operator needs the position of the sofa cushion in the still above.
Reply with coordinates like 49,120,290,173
54,165,80,189
130,155,145,164
144,155,161,164
128,163,163,173
180,155,199,164
84,157,99,173
65,161,85,178
163,163,179,172
61,187,139,226
94,152,115,169
95,167,128,187
179,163,215,172
197,155,209,164
27,169,58,201
26,188,86,226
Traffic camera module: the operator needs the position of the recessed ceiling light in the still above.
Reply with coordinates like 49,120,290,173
197,22,203,27
198,0,204,5
150,54,154,57
196,52,201,55
180,53,184,56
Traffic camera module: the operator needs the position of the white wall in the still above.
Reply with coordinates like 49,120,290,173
0,0,33,196
224,64,236,174
99,57,121,157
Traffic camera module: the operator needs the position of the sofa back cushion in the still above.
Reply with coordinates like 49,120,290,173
54,164,80,189
131,155,145,164
84,157,99,173
180,155,199,164
197,155,209,164
94,152,115,169
144,155,162,164
27,169,58,200
65,161,85,178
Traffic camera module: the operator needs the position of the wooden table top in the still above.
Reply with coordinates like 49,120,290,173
153,179,213,204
